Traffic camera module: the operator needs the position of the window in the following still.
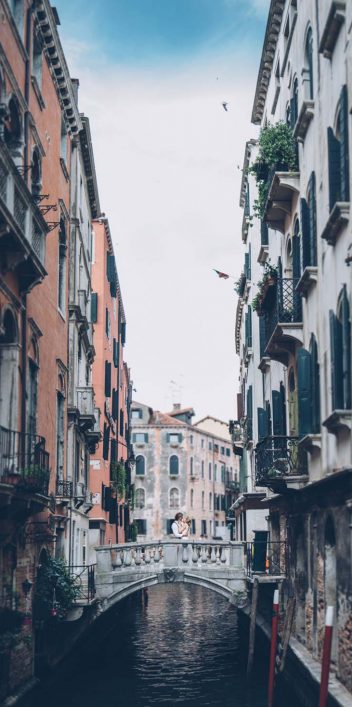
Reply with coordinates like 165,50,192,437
119,409,124,436
32,27,43,88
113,338,119,368
190,434,193,446
135,455,146,476
226,448,231,457
31,147,41,196
290,76,299,127
103,424,110,461
56,392,65,479
105,308,111,339
209,492,212,511
208,462,212,481
28,358,38,440
329,286,351,411
214,464,217,482
169,455,179,476
135,488,145,509
208,441,212,451
327,85,349,212
201,520,207,536
8,0,24,38
310,335,320,433
136,519,147,535
168,433,181,445
201,491,205,510
221,465,225,483
201,439,204,449
201,460,204,479
133,432,148,444
91,293,98,323
131,409,142,420
58,218,67,313
169,487,180,509
4,96,22,159
301,172,317,268
190,489,194,508
191,519,196,535
60,117,67,162
104,361,111,398
304,27,313,99
220,446,225,456
190,457,194,476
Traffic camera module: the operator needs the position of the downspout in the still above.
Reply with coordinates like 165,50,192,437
21,3,33,443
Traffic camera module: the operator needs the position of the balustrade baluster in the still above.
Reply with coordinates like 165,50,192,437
115,551,122,568
154,546,160,563
201,545,208,563
144,548,151,564
215,546,221,564
220,547,228,564
211,546,217,563
192,544,198,563
130,549,136,566
135,547,142,565
182,543,189,564
124,548,132,566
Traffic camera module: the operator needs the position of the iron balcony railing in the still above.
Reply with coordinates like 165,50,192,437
246,540,287,577
56,479,73,497
69,564,96,603
255,435,308,487
0,426,50,496
263,278,302,348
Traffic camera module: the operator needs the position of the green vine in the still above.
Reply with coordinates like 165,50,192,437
249,122,297,219
111,461,126,500
35,557,80,620
252,261,278,314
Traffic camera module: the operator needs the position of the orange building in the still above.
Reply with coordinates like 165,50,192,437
89,217,133,555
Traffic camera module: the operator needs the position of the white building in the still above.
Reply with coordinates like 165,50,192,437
234,0,351,695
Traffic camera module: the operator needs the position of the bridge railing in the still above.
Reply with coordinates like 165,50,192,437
96,540,245,573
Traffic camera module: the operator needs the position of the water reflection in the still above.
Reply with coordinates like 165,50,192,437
33,584,301,707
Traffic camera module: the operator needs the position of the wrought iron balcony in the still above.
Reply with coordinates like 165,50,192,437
69,564,96,603
0,426,50,496
56,479,73,498
261,278,303,364
0,143,48,292
255,436,308,491
246,540,287,577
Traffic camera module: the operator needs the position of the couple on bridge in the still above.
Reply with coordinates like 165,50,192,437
171,512,191,539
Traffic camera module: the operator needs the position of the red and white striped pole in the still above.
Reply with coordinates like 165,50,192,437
318,606,334,707
268,588,279,707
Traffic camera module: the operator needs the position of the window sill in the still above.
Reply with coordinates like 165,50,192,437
323,410,351,434
258,244,269,264
169,474,179,479
293,100,314,141
60,157,70,182
298,433,321,453
296,266,318,297
31,76,46,111
319,1,346,59
321,202,349,245
258,356,271,372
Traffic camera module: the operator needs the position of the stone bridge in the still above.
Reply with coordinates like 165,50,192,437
95,540,248,611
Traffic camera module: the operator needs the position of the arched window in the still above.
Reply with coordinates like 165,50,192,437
135,488,145,509
301,173,317,268
0,309,18,344
58,218,67,313
169,455,179,476
304,27,314,100
169,487,179,509
4,96,22,160
330,286,351,411
0,309,19,430
135,455,145,476
327,85,349,212
190,457,193,476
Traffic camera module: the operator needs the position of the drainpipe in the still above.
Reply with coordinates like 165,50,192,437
21,4,33,444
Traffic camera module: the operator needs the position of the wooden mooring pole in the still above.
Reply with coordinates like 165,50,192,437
318,606,334,707
247,578,259,677
268,588,279,707
278,595,295,673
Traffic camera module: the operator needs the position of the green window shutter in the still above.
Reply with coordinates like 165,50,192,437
261,220,268,246
280,382,287,435
308,173,317,266
245,312,249,344
300,198,310,269
144,433,149,443
246,385,253,440
272,390,284,436
178,433,183,443
244,252,249,280
339,85,350,202
104,361,111,398
292,231,301,280
248,244,251,280
329,310,343,410
113,338,119,368
327,127,341,211
105,308,109,337
247,306,252,347
110,438,117,463
244,184,250,216
265,401,272,436
112,389,118,421
259,315,266,359
257,407,267,441
341,285,351,409
91,292,98,323
310,336,321,433
103,424,110,461
166,433,170,443
297,348,312,436
120,321,126,346
132,433,136,443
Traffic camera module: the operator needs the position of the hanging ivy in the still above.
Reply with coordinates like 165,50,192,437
249,122,297,219
35,557,80,620
110,461,126,500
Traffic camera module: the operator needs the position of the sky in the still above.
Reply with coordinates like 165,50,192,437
55,0,269,421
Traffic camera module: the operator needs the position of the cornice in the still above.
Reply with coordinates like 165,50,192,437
79,114,101,219
251,0,285,126
34,0,82,135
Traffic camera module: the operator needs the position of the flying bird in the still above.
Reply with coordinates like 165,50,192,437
222,102,229,111
213,269,230,280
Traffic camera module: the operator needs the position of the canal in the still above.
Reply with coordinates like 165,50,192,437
32,585,303,707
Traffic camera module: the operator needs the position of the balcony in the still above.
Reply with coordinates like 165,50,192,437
255,436,308,492
246,540,287,579
264,164,300,234
0,143,48,292
76,387,96,432
0,426,50,498
56,478,73,499
86,407,101,452
260,278,303,365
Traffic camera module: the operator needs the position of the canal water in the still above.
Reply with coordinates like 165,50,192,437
33,585,302,707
